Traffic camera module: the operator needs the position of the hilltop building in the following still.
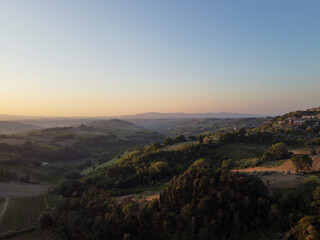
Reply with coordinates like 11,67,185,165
307,107,320,112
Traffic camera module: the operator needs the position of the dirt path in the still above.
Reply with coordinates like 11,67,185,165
0,198,9,218
2,228,58,240
116,191,159,206
234,160,295,173
312,156,320,171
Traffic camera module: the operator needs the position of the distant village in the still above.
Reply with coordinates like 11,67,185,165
276,107,320,128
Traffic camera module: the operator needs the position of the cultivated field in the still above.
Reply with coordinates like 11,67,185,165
0,198,8,219
0,138,28,145
0,195,59,234
235,155,320,173
7,160,81,184
0,183,49,198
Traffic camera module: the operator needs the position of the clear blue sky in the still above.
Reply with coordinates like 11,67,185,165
0,0,319,116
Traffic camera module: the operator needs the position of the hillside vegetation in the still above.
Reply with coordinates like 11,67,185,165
1,108,320,239
0,121,41,134
0,120,163,184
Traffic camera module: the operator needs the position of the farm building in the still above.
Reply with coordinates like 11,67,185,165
302,115,314,119
307,107,320,112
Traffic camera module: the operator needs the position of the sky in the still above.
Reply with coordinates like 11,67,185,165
0,0,319,117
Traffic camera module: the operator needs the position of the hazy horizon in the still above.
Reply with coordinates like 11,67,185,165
0,107,316,119
1,107,317,119
1,1,319,117
0,110,264,118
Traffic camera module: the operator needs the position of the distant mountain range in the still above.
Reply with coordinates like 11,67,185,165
0,121,41,134
120,112,264,119
87,119,143,131
0,112,264,122
0,112,265,133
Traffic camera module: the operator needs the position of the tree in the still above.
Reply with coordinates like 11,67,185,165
174,135,186,143
312,186,320,213
291,154,313,172
188,135,197,141
311,147,317,156
149,142,162,151
293,216,320,240
218,132,236,143
180,203,193,221
148,161,168,177
203,136,212,144
237,128,247,142
122,203,139,218
160,168,269,238
262,142,290,161
314,137,320,146
163,137,175,146
123,233,132,240
221,159,234,169
39,211,54,228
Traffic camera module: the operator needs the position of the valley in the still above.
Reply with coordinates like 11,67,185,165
1,1,319,239
0,108,320,239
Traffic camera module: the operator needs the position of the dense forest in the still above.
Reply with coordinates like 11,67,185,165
50,166,271,240
46,164,320,240
46,118,320,239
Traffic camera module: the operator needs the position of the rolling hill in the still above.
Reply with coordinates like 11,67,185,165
0,121,41,134
129,117,271,136
0,111,266,129
120,111,265,119
86,119,143,131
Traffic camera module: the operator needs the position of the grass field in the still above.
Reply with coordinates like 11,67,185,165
261,160,287,167
0,196,59,234
0,153,13,164
261,174,305,189
7,160,81,184
81,150,137,175
0,183,49,198
0,137,27,145
216,143,267,161
162,141,197,151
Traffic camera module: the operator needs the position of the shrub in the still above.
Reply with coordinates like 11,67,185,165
163,137,175,146
314,137,320,146
262,142,290,161
293,216,320,240
173,135,186,143
311,147,317,156
39,211,54,228
291,154,313,172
